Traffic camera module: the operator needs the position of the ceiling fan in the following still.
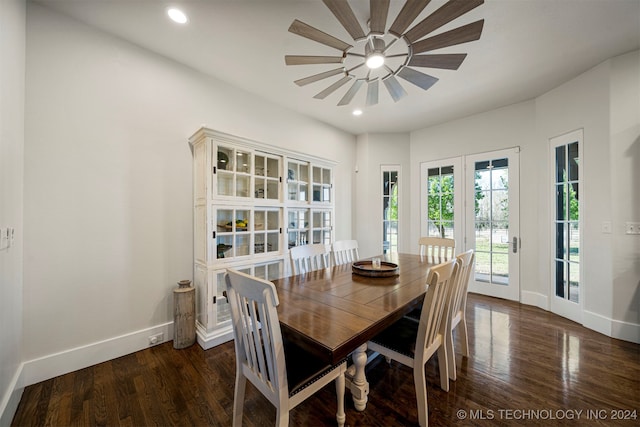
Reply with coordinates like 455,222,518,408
285,0,485,107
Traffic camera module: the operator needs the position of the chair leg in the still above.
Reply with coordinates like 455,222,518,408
460,317,470,357
437,344,449,392
232,374,247,427
275,408,289,427
446,328,457,381
413,363,429,427
335,373,346,427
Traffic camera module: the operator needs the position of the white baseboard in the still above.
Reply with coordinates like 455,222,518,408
583,310,612,337
611,317,640,343
196,323,233,350
22,322,174,388
520,290,549,310
0,364,24,427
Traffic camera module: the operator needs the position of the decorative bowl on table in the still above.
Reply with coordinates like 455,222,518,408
352,260,399,277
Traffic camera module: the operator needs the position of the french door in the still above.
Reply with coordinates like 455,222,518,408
465,148,520,301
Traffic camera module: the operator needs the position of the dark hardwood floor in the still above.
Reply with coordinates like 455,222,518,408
12,294,640,426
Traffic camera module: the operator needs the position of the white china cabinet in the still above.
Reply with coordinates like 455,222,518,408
189,128,335,349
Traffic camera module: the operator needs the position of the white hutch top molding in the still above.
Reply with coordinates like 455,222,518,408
188,127,337,349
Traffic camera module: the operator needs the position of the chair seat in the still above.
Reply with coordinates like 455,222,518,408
283,337,344,396
369,317,420,359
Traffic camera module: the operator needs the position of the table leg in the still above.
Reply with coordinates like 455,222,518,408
349,343,369,411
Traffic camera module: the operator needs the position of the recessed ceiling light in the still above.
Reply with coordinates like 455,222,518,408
167,8,188,24
352,109,363,116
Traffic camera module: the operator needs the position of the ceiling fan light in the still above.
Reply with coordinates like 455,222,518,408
366,53,385,69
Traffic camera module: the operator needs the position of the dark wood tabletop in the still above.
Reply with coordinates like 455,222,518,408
273,252,436,365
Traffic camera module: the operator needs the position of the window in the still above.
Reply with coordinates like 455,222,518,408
382,167,399,254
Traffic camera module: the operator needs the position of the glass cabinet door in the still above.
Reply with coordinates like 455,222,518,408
312,166,332,203
254,208,280,255
216,145,251,198
287,160,309,202
215,208,251,259
255,154,280,200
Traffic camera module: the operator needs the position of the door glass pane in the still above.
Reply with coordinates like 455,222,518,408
426,166,454,238
473,159,509,285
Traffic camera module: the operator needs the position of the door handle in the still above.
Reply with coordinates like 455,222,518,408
512,236,518,253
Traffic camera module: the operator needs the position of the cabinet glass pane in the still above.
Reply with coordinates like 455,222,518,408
255,233,266,254
236,151,250,174
299,184,308,201
254,179,265,199
218,172,233,196
217,146,233,171
255,211,265,230
288,183,297,201
255,155,266,176
267,232,279,252
313,166,321,183
236,175,250,198
217,209,233,231
313,185,321,202
236,210,250,230
287,162,297,181
267,211,279,230
266,180,278,200
322,168,331,185
267,157,278,178
215,273,230,323
235,234,250,256
299,164,309,183
217,235,233,259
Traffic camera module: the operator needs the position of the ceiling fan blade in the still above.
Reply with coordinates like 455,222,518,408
295,68,345,86
288,19,352,51
370,0,390,35
382,75,407,102
323,0,366,41
338,79,365,106
366,79,379,106
397,67,439,90
314,76,352,99
388,0,432,37
285,55,345,65
405,0,484,43
408,53,467,69
412,20,484,54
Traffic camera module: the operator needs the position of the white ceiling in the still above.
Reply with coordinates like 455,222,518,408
34,0,640,135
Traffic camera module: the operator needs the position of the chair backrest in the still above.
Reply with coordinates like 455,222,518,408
331,240,360,266
415,259,458,361
449,249,475,322
290,243,330,275
225,269,287,405
418,236,456,262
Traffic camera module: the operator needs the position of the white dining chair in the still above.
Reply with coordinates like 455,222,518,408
445,249,475,381
289,243,330,275
418,237,456,262
367,259,458,427
225,269,346,427
331,240,360,266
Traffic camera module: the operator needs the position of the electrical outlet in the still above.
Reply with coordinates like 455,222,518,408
626,222,640,235
148,332,164,346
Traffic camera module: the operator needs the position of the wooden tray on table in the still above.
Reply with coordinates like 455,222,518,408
352,260,399,277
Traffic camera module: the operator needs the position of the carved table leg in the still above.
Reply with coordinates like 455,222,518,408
349,343,369,411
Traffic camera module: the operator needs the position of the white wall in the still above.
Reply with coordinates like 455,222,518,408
354,133,410,258
0,0,26,424
609,50,640,338
23,3,355,385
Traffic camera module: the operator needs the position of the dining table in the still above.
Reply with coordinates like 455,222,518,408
272,252,437,411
